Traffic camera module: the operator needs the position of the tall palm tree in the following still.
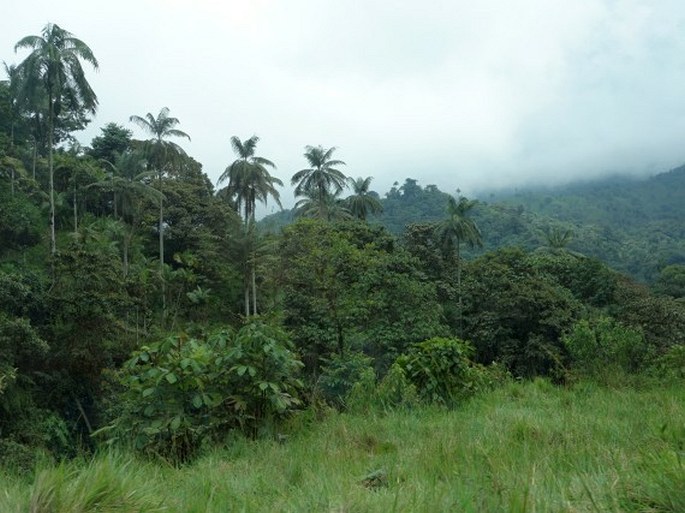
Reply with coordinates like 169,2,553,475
346,176,383,221
542,226,574,251
436,196,482,336
294,188,352,221
217,135,282,223
230,220,278,317
291,145,347,219
91,150,164,276
217,136,282,317
2,63,23,149
0,155,27,196
14,23,99,255
129,107,190,268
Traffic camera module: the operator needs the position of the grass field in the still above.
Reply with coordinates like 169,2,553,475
2,379,684,512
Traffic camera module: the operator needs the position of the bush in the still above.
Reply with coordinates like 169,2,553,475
563,316,650,378
373,363,419,410
318,352,422,412
317,352,375,409
649,344,685,381
396,337,481,406
0,439,38,475
100,321,303,463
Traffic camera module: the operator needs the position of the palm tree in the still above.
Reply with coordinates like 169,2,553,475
217,135,282,223
541,226,573,251
294,188,352,221
436,195,482,336
346,176,383,221
217,136,282,317
230,220,278,317
91,150,164,276
0,155,27,196
291,145,347,219
2,63,23,149
129,107,190,269
14,23,99,255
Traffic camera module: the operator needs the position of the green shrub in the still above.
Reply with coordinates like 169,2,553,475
650,344,685,381
100,321,303,463
374,363,419,410
0,439,38,475
396,337,480,406
343,367,378,413
317,352,375,409
563,316,650,378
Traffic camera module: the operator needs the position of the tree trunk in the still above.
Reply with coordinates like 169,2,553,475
252,262,257,316
74,396,93,435
32,139,37,180
123,229,131,278
9,123,15,196
159,176,164,266
456,241,462,338
48,95,56,256
73,184,78,234
244,282,250,317
158,168,166,316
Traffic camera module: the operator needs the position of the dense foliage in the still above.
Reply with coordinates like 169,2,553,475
1,24,684,471
101,322,302,462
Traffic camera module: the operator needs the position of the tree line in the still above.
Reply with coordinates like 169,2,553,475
1,24,683,467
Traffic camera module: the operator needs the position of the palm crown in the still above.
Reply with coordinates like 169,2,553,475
346,176,383,221
15,23,99,117
14,23,99,255
436,196,483,254
129,107,190,169
291,145,347,198
218,135,282,222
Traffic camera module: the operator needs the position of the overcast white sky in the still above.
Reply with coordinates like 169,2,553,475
4,0,685,210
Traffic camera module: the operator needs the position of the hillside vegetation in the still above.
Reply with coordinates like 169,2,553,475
263,168,685,283
3,381,684,512
1,23,684,511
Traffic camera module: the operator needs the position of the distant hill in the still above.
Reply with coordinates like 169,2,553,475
260,167,685,283
489,166,685,281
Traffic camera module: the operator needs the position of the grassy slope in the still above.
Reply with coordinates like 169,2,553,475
3,380,684,512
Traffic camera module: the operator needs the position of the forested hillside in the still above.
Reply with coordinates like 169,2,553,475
262,168,685,283
1,24,684,493
489,167,685,282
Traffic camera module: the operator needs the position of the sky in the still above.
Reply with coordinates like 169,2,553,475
3,0,685,211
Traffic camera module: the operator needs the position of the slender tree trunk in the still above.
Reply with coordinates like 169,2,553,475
73,184,78,234
32,139,37,180
244,282,250,317
123,230,131,278
74,396,93,435
159,168,166,316
9,123,15,196
252,261,257,316
159,173,164,266
456,241,462,338
48,95,56,256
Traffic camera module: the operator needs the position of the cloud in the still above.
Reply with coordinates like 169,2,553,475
3,0,685,207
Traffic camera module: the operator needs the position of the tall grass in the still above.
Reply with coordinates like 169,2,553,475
3,380,683,512
3,453,165,513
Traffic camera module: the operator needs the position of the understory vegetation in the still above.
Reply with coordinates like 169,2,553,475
3,381,684,512
1,22,684,512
